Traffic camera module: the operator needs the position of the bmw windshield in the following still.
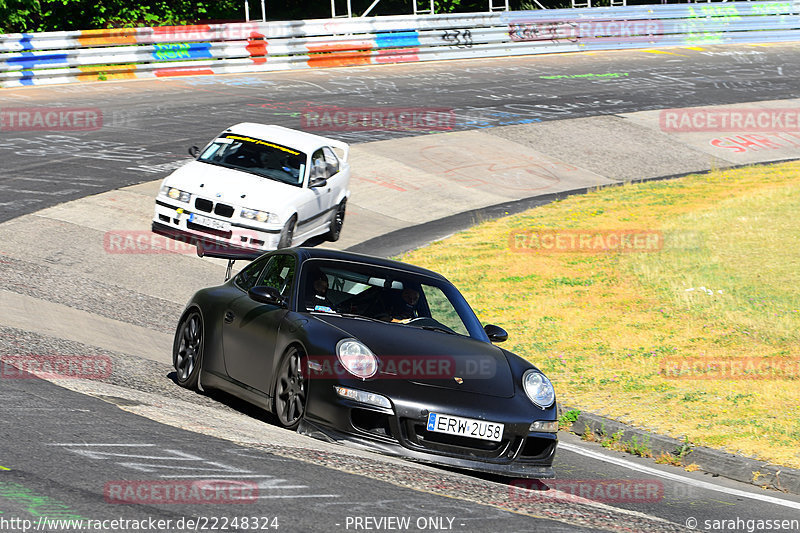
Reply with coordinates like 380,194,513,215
198,134,307,186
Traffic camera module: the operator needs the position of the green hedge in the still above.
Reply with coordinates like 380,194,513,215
0,0,543,34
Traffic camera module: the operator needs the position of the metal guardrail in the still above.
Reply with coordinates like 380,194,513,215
1,2,798,88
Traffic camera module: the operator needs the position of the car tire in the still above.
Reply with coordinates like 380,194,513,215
273,346,307,430
326,199,346,242
277,215,296,249
173,309,204,390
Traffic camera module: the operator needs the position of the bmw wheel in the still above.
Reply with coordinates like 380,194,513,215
326,199,346,242
278,215,296,249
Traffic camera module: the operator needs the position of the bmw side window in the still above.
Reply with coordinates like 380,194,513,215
310,149,327,182
322,147,340,175
234,256,269,292
259,255,296,299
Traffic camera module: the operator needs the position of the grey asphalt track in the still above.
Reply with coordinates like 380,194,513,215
2,43,799,222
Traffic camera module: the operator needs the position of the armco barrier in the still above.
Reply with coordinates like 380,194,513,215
1,2,799,88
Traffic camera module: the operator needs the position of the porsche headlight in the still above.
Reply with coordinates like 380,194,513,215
529,420,559,432
334,386,392,409
160,185,190,203
522,370,555,408
241,208,279,224
336,339,378,380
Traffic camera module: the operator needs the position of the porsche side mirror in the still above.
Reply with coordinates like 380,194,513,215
484,324,508,343
309,177,328,189
248,286,286,307
188,145,200,158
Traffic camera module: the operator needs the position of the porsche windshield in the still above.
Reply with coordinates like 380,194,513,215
198,134,307,186
299,260,489,341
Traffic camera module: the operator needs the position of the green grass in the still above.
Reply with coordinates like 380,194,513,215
400,161,800,468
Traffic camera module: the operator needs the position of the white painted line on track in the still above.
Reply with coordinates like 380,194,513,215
559,442,800,510
254,495,340,499
164,474,292,478
49,443,156,446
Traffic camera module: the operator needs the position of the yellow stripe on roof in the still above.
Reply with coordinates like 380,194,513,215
224,135,300,155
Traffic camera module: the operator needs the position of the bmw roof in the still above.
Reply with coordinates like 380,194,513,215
221,123,349,159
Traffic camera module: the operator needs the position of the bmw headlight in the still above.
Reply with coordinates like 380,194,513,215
336,339,378,380
160,185,190,203
522,370,555,408
241,208,279,224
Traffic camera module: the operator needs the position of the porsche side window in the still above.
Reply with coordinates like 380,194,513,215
234,256,270,292
322,146,340,175
421,285,469,336
259,255,296,298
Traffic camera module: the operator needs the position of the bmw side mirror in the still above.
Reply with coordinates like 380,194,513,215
188,145,200,158
309,178,328,189
248,286,286,307
484,324,508,343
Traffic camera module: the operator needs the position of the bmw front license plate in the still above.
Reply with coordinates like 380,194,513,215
426,413,504,442
189,213,230,232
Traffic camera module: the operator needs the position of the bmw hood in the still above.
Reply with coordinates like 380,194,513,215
317,316,515,398
165,161,303,209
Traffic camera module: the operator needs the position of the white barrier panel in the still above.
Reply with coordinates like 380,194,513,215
1,2,798,87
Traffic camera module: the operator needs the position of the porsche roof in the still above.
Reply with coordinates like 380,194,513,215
293,247,446,280
205,246,447,280
220,123,349,157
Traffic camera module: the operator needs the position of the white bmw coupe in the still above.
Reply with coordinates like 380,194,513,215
152,123,350,254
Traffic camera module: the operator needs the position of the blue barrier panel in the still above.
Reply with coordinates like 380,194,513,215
375,31,420,48
152,42,214,61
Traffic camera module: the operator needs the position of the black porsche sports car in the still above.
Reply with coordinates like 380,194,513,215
173,247,558,478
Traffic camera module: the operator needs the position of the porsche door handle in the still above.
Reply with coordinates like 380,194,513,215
224,310,235,324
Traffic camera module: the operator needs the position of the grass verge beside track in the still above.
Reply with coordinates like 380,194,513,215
399,161,800,469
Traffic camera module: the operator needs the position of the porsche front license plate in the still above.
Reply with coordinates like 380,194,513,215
426,413,504,442
189,213,230,232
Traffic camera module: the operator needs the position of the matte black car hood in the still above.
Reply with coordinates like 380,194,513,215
314,315,515,398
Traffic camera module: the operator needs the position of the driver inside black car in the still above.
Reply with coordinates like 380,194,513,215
305,271,336,313
388,287,421,323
